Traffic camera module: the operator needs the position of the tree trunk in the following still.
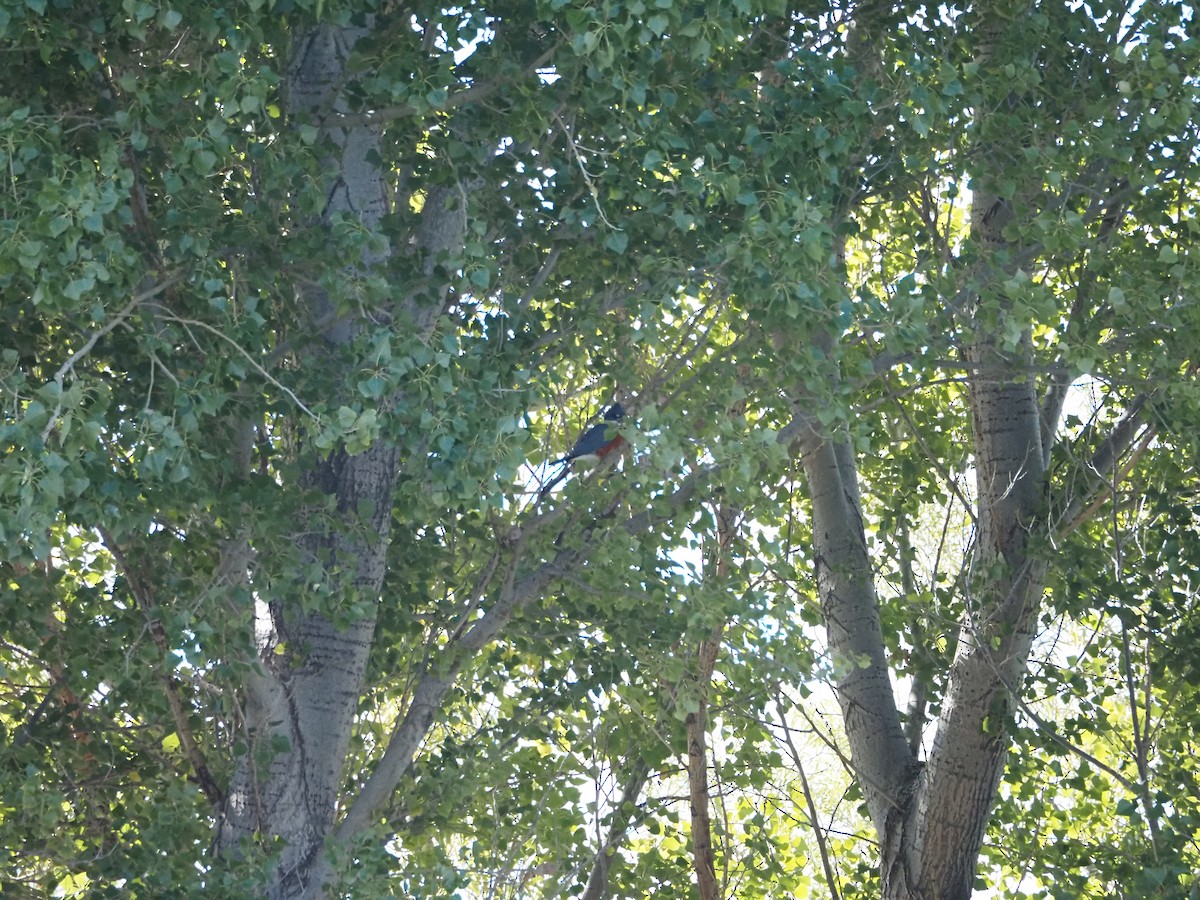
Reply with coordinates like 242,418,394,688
215,21,467,897
803,435,917,835
686,614,726,900
880,8,1051,891
685,499,737,900
799,8,1057,895
804,271,1049,900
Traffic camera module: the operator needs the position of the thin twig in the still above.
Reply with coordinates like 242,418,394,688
98,525,223,806
147,305,318,419
1011,691,1137,793
41,273,183,441
554,111,622,231
775,699,842,900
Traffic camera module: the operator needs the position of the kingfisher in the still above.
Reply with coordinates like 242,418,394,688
557,404,626,465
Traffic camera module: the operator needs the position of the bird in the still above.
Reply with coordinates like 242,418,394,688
557,404,626,465
535,403,628,506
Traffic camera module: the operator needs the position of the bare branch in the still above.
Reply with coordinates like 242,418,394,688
337,408,820,841
775,699,842,900
41,273,183,441
146,304,319,420
579,757,653,900
1012,691,1137,793
1053,393,1155,539
98,526,223,807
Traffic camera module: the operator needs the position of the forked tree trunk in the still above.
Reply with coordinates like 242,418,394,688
801,8,1056,896
215,22,467,898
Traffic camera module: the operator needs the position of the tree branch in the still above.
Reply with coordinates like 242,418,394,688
802,435,913,830
775,699,842,900
344,44,560,126
337,406,819,840
146,304,318,419
1012,691,1137,793
579,756,653,900
686,504,735,900
1053,393,1155,539
41,273,183,441
98,526,223,807
339,451,734,839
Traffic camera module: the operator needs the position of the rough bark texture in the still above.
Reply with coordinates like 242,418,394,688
883,347,1047,898
804,255,1050,900
799,7,1058,896
882,8,1051,894
881,317,1048,897
215,21,469,898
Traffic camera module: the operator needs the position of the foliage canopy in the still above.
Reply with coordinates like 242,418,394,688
2,0,1198,897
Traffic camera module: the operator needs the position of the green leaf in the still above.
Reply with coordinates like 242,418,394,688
604,231,629,254
469,266,491,289
192,149,218,174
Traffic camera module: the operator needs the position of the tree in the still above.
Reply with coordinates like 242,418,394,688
2,1,1198,898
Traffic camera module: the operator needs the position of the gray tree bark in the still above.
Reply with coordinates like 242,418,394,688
215,21,469,898
801,218,1049,900
798,7,1063,897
